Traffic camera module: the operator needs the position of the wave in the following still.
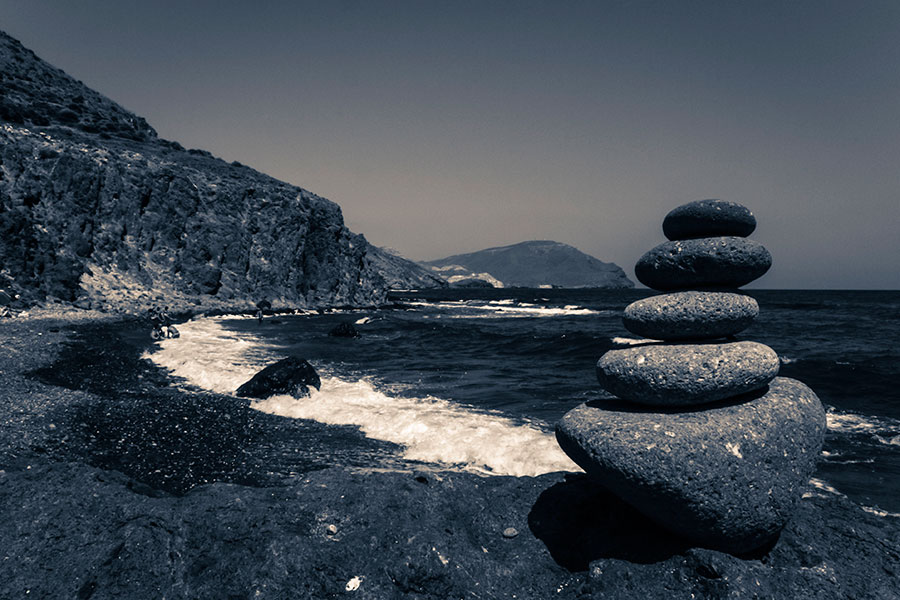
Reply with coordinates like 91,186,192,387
826,408,900,446
403,299,609,318
806,478,900,518
610,337,658,346
252,379,578,477
144,318,579,477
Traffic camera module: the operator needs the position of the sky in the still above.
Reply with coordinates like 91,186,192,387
1,1,898,288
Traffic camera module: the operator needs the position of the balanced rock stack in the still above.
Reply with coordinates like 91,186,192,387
556,199,826,554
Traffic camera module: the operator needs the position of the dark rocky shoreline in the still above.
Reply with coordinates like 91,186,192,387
1,315,898,599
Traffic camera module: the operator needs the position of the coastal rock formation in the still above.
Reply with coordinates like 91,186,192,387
557,378,827,553
663,199,757,240
622,291,759,340
595,342,780,406
235,356,321,399
423,241,633,288
635,237,772,290
328,322,360,338
557,199,826,553
0,30,434,312
1,310,897,599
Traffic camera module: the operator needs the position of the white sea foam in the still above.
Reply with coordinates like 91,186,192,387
252,380,578,476
808,477,843,496
860,506,900,518
144,318,579,477
610,337,658,346
826,409,900,446
403,299,606,318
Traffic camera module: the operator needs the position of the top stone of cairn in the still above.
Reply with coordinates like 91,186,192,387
663,199,756,240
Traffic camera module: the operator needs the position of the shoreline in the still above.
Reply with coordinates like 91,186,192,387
1,313,899,598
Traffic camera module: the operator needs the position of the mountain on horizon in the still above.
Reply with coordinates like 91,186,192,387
422,240,633,288
0,30,442,312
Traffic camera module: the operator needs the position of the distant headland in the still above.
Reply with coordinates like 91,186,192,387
422,240,633,289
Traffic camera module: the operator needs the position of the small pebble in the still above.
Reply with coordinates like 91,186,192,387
326,524,338,535
502,527,518,538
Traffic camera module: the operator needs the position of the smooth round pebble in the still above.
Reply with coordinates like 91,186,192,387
663,199,756,240
502,527,519,539
623,291,759,340
596,341,779,406
635,237,772,291
556,377,826,553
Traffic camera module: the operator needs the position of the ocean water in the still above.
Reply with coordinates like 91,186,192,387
145,289,900,515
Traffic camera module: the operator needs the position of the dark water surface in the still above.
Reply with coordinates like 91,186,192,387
179,289,899,513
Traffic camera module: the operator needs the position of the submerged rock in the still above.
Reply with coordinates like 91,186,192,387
635,237,772,291
328,322,360,338
595,341,780,406
623,291,759,340
556,377,827,553
235,356,320,399
663,199,757,240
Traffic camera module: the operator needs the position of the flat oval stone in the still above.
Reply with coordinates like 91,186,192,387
623,291,759,340
556,377,826,553
663,199,756,240
635,237,772,291
596,341,779,406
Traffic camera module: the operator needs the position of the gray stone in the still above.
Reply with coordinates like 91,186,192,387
635,237,772,291
235,356,321,399
623,291,759,340
555,377,827,553
596,341,779,406
663,199,756,240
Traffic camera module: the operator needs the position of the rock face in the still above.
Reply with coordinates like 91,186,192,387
663,199,757,240
363,245,448,290
0,30,430,311
595,342,780,406
557,378,827,553
235,356,321,399
622,291,759,340
423,241,633,288
557,199,825,554
635,237,772,290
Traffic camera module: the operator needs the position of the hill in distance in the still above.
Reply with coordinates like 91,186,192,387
422,241,633,288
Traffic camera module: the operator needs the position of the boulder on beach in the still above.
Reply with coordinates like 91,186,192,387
662,199,757,240
555,377,827,554
635,237,772,291
328,322,360,338
623,291,759,340
235,356,321,399
595,341,780,406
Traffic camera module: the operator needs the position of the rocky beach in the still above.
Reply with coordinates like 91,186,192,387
1,310,899,599
2,20,899,600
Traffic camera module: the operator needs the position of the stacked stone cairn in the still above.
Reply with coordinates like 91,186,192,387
556,199,826,554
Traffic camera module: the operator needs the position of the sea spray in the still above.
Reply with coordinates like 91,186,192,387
145,317,579,476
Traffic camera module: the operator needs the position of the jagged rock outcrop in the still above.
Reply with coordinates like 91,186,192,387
363,245,447,290
423,241,633,289
0,30,430,311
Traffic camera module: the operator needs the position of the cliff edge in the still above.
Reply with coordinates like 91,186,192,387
0,30,437,312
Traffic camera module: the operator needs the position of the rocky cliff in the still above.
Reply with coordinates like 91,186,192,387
0,30,439,312
423,241,634,288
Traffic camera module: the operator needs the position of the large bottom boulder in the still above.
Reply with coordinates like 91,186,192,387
555,377,826,554
235,356,321,399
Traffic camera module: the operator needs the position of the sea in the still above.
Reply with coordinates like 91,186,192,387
145,288,900,517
